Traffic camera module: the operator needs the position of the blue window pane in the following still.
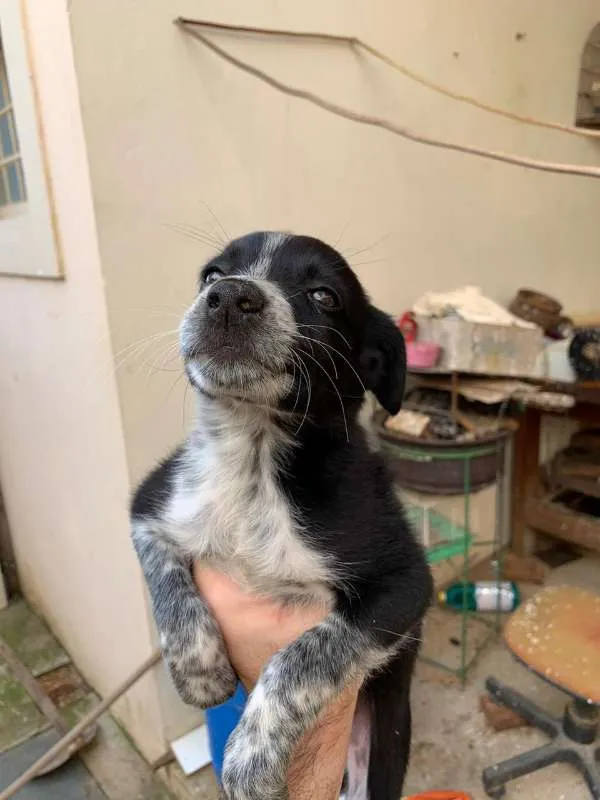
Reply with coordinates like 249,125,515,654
0,171,8,206
0,76,7,109
0,111,14,157
6,159,26,203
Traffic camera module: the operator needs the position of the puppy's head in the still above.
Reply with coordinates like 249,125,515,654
180,232,405,419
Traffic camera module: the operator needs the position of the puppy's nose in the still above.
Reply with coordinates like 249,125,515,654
206,279,266,317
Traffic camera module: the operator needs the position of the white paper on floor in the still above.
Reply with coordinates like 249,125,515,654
170,724,212,776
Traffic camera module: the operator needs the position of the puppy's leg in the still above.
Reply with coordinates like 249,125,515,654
221,615,383,800
132,522,236,708
364,636,420,800
222,570,431,800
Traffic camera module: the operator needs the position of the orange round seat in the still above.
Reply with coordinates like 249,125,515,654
504,585,600,704
483,585,600,797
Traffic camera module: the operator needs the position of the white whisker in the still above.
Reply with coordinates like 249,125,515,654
295,333,338,379
296,346,349,443
295,333,366,395
290,350,312,435
297,324,351,350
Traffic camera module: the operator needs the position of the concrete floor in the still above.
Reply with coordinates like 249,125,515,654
404,554,600,800
2,555,598,800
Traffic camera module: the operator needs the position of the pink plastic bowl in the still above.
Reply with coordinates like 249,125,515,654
406,341,440,369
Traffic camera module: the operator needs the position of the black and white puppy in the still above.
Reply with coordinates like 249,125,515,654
131,232,432,800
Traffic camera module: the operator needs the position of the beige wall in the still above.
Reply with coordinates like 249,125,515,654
67,0,600,480
66,0,600,748
0,0,165,759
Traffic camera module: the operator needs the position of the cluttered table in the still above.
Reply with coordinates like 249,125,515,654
399,369,600,558
390,286,600,560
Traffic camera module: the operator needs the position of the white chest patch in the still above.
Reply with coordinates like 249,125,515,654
164,400,333,601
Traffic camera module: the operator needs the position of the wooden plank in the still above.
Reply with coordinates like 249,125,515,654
553,476,600,500
501,552,548,584
525,496,600,553
556,461,600,479
572,428,600,449
511,407,542,556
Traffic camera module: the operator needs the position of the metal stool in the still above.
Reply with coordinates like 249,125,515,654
482,585,600,799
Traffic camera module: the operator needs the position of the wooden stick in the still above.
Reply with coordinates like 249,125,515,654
176,17,600,141
175,21,600,181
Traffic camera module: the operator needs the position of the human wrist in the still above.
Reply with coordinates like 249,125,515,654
287,684,358,800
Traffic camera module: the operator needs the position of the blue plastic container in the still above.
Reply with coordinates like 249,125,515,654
205,683,247,782
207,683,349,795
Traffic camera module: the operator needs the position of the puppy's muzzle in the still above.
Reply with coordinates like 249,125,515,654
180,274,296,400
205,279,266,328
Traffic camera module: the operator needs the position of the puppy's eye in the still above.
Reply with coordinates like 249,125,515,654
309,288,340,309
203,268,224,285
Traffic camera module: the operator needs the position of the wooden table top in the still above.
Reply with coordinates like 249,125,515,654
505,585,600,704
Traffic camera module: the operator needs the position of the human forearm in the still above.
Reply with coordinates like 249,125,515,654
286,683,357,800
194,566,357,799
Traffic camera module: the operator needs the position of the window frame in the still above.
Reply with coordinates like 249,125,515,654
0,0,62,278
0,76,28,206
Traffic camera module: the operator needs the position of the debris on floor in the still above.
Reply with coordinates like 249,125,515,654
479,695,530,732
3,556,600,800
405,554,600,800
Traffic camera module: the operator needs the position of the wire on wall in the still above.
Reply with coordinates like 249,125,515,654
177,18,600,142
176,18,600,181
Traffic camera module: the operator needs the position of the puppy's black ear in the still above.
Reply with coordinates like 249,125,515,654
360,305,406,415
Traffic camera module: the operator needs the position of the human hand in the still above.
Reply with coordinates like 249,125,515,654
193,565,331,688
193,565,358,800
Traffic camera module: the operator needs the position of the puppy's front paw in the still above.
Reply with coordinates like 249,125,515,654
222,726,289,800
160,605,236,708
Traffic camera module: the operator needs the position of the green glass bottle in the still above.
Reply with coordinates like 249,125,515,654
438,581,521,612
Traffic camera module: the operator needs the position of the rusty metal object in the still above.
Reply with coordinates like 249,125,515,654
37,664,89,709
